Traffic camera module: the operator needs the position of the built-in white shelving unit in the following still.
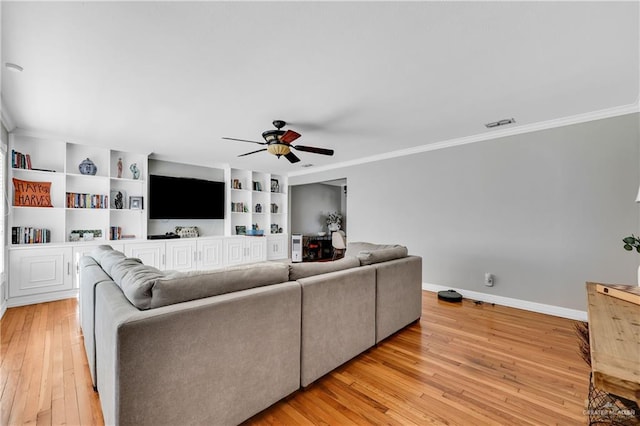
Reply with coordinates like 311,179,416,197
9,134,148,244
228,168,288,236
6,135,290,308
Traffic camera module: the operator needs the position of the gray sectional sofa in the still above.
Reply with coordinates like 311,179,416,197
80,242,422,426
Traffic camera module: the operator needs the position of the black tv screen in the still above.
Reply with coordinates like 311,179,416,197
149,175,225,219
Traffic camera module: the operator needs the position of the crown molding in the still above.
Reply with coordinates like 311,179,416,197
1,98,16,132
288,103,640,177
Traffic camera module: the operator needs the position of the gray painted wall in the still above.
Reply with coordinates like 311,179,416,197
291,183,343,235
289,113,640,311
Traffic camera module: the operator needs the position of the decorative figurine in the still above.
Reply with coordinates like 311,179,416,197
117,157,123,178
114,191,124,209
79,158,97,175
130,163,140,180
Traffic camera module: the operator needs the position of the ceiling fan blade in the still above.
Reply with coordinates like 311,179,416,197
280,130,301,144
222,137,266,145
238,148,267,157
285,152,301,163
292,145,334,156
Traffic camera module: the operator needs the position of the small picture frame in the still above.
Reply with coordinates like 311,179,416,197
235,225,246,235
270,178,279,193
130,196,143,210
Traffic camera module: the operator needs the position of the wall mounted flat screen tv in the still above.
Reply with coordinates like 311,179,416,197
149,174,225,219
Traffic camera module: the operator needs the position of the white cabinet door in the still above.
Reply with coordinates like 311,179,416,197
267,234,288,260
9,247,73,298
125,242,165,269
247,238,267,263
197,238,224,270
224,237,245,266
166,240,196,271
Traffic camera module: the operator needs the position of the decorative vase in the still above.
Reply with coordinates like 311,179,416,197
79,158,97,175
328,223,340,232
117,157,123,178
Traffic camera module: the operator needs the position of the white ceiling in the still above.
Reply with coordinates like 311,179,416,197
2,1,638,175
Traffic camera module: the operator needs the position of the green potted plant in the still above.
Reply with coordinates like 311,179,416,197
622,234,640,285
326,212,342,232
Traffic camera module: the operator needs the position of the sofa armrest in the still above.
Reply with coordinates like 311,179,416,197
95,280,301,426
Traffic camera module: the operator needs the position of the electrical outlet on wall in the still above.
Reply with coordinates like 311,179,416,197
484,273,494,287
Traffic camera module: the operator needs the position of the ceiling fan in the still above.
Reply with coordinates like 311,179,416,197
222,120,334,164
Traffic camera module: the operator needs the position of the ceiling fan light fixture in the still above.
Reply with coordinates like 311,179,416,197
267,143,291,157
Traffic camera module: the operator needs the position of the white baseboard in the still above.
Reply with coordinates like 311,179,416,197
6,289,79,309
422,283,587,321
0,301,6,320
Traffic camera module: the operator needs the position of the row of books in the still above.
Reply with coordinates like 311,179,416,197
66,192,108,209
110,226,123,240
109,226,135,240
231,202,248,213
12,227,51,244
11,149,32,170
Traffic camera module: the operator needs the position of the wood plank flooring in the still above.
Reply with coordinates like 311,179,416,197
1,292,592,425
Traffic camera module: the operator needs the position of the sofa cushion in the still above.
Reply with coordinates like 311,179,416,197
148,262,290,309
90,245,122,266
345,242,409,266
116,262,165,310
289,256,360,281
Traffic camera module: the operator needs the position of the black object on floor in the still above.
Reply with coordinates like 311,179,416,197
437,290,462,302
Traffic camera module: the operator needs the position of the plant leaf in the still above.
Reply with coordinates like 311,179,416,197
624,244,633,251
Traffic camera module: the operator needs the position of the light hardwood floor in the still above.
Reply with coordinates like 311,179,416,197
1,292,591,425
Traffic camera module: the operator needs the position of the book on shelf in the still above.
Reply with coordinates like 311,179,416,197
110,226,122,240
11,149,33,170
11,226,51,244
66,192,108,209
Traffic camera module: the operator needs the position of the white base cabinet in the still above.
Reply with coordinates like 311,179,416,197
165,238,224,271
8,236,276,307
224,237,267,266
267,234,288,260
9,247,73,301
125,242,166,270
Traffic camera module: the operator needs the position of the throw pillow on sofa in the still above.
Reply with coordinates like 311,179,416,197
345,242,409,266
289,256,360,281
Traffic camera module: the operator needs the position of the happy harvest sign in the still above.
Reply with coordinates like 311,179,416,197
13,178,53,207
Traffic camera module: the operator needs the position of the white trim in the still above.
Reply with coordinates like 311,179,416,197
422,282,588,322
0,300,6,320
6,289,78,308
289,103,639,177
1,98,16,132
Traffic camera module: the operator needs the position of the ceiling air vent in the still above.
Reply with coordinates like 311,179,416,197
485,118,516,129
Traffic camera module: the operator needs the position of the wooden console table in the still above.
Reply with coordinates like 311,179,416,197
586,282,640,403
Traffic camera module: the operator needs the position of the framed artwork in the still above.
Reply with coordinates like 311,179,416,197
129,196,143,210
235,225,246,235
270,178,279,193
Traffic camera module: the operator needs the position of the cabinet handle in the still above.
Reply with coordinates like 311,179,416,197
162,254,165,266
67,262,71,275
193,251,197,262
